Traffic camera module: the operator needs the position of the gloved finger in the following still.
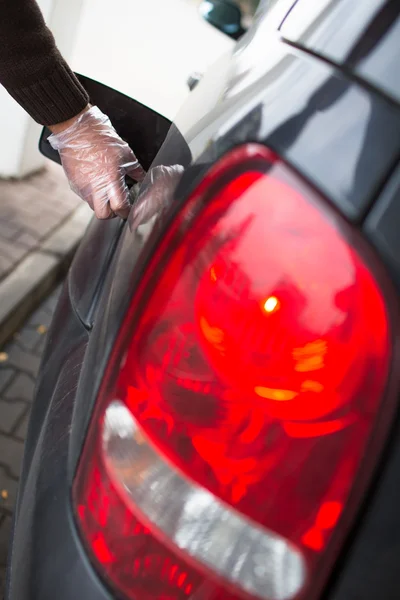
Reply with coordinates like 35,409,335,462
125,161,146,183
92,188,114,220
72,181,96,212
123,148,146,183
107,179,131,219
96,201,114,220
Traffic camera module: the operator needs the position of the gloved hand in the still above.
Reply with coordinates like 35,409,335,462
131,164,184,227
49,106,146,219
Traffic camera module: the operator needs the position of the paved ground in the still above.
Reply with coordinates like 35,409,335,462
0,285,61,595
0,164,80,282
0,164,92,348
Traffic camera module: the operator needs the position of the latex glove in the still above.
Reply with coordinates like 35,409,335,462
49,106,146,219
131,164,184,227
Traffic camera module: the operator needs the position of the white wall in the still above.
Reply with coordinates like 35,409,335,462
0,95,32,178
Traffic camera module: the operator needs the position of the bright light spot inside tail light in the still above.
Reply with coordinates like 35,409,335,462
102,401,306,600
263,296,280,314
254,387,298,401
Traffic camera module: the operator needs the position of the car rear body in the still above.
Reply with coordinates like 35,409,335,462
6,1,400,599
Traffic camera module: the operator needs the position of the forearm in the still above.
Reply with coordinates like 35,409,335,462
0,0,89,125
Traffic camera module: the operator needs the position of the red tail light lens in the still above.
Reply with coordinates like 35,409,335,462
74,145,396,600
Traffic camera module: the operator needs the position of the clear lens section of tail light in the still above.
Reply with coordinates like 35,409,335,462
102,400,305,599
74,145,398,600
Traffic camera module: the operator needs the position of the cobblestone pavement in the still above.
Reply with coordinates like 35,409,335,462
0,164,80,282
0,285,61,595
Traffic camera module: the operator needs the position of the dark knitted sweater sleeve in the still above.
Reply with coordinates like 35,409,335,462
0,0,89,126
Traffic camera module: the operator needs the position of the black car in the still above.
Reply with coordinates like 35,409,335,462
6,1,400,599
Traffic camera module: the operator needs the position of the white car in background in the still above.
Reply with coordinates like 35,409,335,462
70,0,238,119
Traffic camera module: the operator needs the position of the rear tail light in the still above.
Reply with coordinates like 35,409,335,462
74,145,398,600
